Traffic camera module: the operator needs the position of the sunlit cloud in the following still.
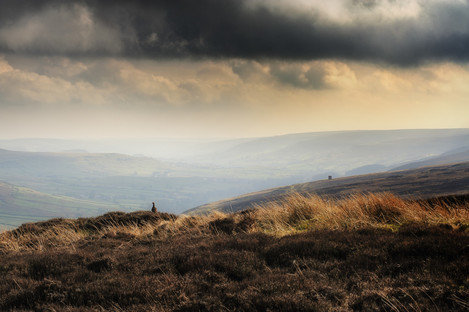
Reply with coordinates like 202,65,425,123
0,4,126,55
0,0,468,138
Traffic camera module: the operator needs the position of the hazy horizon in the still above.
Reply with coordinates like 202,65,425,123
1,127,469,141
2,127,469,228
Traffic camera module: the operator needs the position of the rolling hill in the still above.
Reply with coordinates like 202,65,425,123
185,129,469,173
0,148,304,218
186,161,469,214
3,129,469,177
2,129,469,218
393,146,469,170
0,181,116,229
0,148,169,178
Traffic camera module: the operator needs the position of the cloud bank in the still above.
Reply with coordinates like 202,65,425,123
0,0,468,65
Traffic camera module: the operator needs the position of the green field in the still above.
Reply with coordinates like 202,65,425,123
0,182,116,229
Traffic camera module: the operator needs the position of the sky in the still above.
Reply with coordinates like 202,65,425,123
0,0,468,139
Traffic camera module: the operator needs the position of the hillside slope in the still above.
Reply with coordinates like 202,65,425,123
393,147,469,170
3,129,469,177
1,196,468,311
0,149,278,215
0,149,168,178
187,161,469,214
0,182,115,229
3,129,469,216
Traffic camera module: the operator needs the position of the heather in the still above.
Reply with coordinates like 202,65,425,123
0,193,468,311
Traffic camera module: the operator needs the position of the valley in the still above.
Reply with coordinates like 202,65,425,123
2,129,469,228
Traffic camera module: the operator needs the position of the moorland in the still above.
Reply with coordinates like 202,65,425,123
1,192,468,311
1,129,469,310
189,161,469,214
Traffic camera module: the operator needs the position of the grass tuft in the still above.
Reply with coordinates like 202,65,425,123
252,192,469,235
1,192,468,253
0,193,468,311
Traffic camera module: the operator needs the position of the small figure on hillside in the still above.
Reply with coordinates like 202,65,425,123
152,202,157,213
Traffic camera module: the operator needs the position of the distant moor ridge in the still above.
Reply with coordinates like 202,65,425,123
187,161,469,215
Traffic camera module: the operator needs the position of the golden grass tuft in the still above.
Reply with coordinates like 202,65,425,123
252,192,469,235
0,220,85,252
1,192,468,252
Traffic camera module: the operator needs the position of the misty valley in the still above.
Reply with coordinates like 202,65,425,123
1,129,469,229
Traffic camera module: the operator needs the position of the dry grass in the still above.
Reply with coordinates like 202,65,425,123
0,220,84,252
1,192,468,253
1,193,468,311
0,211,177,253
252,192,469,235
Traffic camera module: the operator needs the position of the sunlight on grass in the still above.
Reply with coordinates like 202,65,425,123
252,192,469,235
1,192,468,252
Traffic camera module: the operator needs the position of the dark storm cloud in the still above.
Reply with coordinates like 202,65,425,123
270,63,329,90
349,0,381,9
0,0,469,65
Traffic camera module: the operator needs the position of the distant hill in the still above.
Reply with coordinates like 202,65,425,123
345,164,389,176
0,181,115,229
186,129,469,174
0,149,168,178
0,148,310,215
392,146,469,171
3,129,469,178
3,129,469,217
186,162,469,214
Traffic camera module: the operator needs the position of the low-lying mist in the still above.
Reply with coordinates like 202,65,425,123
1,129,469,228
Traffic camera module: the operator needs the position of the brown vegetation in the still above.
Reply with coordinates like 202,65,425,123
189,161,469,215
0,193,468,311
